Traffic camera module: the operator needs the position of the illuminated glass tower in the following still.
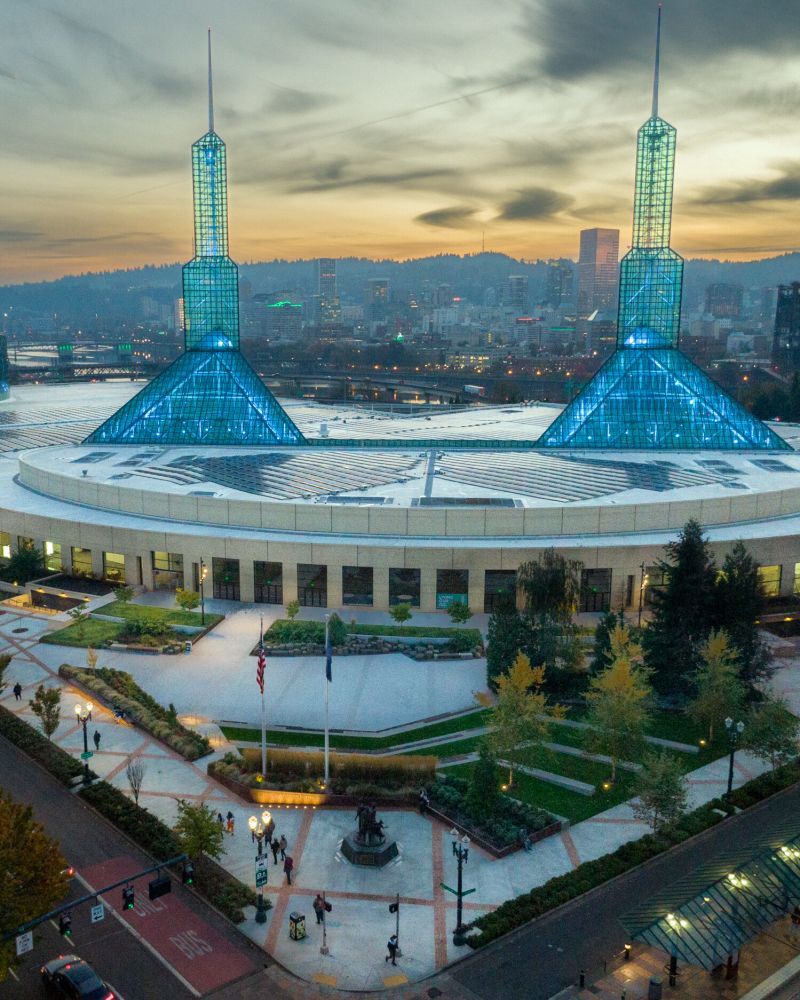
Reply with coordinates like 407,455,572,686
87,33,304,447
539,10,787,451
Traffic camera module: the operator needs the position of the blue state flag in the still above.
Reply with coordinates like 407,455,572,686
325,627,333,683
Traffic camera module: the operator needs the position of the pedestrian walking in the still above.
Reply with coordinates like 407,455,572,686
279,833,287,860
283,855,294,885
216,812,225,829
791,904,800,939
93,730,101,750
270,837,280,864
385,933,399,966
418,788,429,816
12,682,22,701
226,810,235,835
313,893,325,924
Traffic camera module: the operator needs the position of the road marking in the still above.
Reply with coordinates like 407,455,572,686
7,969,18,981
73,872,200,998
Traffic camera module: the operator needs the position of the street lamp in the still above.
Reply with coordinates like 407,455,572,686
450,828,471,946
199,559,208,625
724,717,745,798
637,562,649,628
248,809,274,924
74,701,93,785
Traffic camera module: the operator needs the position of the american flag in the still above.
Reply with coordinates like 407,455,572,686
256,618,265,694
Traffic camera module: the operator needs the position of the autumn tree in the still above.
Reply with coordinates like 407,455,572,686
174,800,224,861
744,695,800,770
632,752,689,831
585,625,652,781
478,652,565,788
29,684,61,740
688,630,745,743
0,792,70,981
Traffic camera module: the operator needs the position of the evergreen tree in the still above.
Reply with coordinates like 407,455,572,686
465,743,500,817
591,609,626,673
643,519,717,694
486,599,524,689
712,541,771,688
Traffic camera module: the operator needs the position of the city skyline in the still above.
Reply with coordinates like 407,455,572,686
1,0,799,283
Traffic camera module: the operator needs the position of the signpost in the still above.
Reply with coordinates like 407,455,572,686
255,856,268,889
80,751,93,760
15,932,33,957
90,903,105,924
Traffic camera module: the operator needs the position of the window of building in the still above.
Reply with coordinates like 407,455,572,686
0,532,9,560
343,566,373,606
758,564,781,599
103,551,125,584
71,547,93,578
43,541,62,573
389,568,420,608
152,551,184,590
213,558,241,601
580,568,612,612
298,563,327,607
484,570,517,613
17,536,34,550
436,569,468,610
254,561,282,604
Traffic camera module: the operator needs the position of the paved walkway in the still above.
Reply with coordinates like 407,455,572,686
1,605,798,993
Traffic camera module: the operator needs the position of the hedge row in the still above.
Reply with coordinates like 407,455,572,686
237,746,436,786
0,703,89,785
79,782,258,923
265,618,482,645
59,665,211,761
465,758,800,948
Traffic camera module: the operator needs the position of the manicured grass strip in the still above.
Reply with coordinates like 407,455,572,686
349,623,482,640
99,601,223,627
40,620,122,648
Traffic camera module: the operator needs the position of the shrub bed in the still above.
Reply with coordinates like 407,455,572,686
99,601,223,628
79,782,258,923
264,619,482,659
429,773,555,851
464,758,800,948
59,665,211,761
0,703,89,785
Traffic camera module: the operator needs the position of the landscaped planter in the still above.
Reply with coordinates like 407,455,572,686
210,767,416,809
262,640,481,660
426,804,562,858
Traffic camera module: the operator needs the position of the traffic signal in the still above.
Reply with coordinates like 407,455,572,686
122,885,134,910
182,862,194,886
388,902,399,914
148,874,171,901
58,912,72,937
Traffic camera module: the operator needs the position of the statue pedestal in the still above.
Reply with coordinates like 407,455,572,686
341,831,399,868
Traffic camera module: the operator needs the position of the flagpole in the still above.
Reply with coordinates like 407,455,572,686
324,613,330,788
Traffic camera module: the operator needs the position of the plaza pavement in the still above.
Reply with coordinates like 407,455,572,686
1,602,799,992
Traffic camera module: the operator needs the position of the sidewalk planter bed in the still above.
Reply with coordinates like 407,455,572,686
98,601,224,629
0,704,90,785
30,574,115,596
59,664,212,761
79,782,258,923
210,765,418,808
263,619,483,660
464,758,800,949
428,773,556,853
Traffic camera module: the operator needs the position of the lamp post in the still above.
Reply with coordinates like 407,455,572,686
724,717,745,798
199,559,208,625
450,828,471,946
637,562,648,628
248,809,274,924
74,701,93,785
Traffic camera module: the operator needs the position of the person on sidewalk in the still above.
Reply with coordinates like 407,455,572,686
419,788,429,816
216,812,225,829
93,730,101,750
279,833,287,860
386,933,399,966
271,836,280,865
226,811,235,835
283,855,294,885
313,894,325,924
12,682,22,702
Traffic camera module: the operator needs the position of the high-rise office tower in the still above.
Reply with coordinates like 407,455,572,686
577,228,619,317
773,282,800,370
539,10,785,450
705,283,743,319
87,33,303,446
504,275,529,312
366,279,389,326
545,261,574,308
317,258,340,327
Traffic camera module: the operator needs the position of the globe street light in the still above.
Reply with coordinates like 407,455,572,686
199,559,208,625
724,717,745,799
248,809,274,924
450,828,471,946
74,701,93,785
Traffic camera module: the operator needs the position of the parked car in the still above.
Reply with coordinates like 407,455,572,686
41,955,114,999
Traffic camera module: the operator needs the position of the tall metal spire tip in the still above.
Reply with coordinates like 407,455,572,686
651,4,662,118
207,28,214,133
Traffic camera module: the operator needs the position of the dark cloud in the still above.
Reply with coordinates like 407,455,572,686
414,205,479,229
0,229,43,243
529,0,798,82
693,162,800,206
496,186,573,221
288,161,460,194
266,87,336,116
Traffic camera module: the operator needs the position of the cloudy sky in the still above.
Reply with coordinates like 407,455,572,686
1,0,798,283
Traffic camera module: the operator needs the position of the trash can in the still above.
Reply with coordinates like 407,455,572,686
184,641,192,654
289,912,306,941
648,977,662,1000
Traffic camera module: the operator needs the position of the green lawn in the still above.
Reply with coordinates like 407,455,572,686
40,620,122,648
98,601,223,628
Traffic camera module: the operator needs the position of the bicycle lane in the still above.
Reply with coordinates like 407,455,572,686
80,855,257,996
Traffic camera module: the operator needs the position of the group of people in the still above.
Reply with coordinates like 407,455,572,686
214,813,296,883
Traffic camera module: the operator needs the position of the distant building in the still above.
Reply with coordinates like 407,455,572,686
545,261,574,308
704,283,742,319
317,258,340,327
577,228,619,317
773,282,800,369
504,275,528,312
365,279,389,328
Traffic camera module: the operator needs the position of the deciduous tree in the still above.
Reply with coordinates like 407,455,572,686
29,684,61,740
125,754,147,805
688,630,745,743
389,603,412,625
465,743,500,818
744,695,800,770
285,599,300,621
448,601,473,624
174,800,224,861
114,585,134,604
175,588,200,612
631,752,689,831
